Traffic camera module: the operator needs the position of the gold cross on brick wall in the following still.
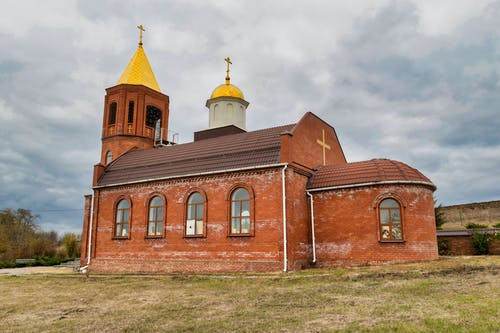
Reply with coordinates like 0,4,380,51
316,129,331,165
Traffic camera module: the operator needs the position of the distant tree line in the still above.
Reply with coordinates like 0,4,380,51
0,208,81,268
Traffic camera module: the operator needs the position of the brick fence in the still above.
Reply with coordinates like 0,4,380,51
437,229,500,255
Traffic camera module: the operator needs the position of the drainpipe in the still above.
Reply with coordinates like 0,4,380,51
281,164,288,272
306,191,317,264
79,191,94,272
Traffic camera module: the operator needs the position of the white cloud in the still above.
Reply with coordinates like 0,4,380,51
0,0,79,37
414,0,493,35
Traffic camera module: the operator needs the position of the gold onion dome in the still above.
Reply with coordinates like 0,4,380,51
210,56,244,99
117,25,161,92
210,83,244,99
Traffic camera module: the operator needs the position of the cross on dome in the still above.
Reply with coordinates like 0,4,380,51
137,24,146,46
225,57,232,84
209,57,245,100
116,25,161,92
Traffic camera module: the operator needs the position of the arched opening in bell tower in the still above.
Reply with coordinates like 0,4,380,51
145,105,162,138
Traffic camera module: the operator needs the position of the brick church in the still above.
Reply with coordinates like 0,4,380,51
80,29,438,273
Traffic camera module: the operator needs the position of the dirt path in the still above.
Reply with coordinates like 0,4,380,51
0,266,75,276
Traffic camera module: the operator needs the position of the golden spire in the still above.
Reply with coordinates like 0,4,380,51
116,25,161,92
137,24,145,46
224,57,232,85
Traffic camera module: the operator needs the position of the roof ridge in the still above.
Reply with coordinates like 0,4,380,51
108,146,280,171
388,159,409,181
123,123,296,155
373,159,385,182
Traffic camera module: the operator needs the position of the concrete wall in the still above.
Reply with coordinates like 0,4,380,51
440,200,500,229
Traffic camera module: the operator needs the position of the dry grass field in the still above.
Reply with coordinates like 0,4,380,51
0,257,499,332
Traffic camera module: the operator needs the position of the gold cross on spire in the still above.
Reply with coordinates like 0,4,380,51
316,129,331,165
224,57,232,84
137,24,146,46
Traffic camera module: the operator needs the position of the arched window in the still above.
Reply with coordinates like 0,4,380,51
213,104,218,121
106,151,112,164
145,105,162,127
186,192,204,236
230,188,250,234
147,196,164,237
108,102,117,125
115,199,130,238
128,101,134,123
379,198,403,240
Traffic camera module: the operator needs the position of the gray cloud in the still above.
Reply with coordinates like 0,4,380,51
319,1,500,204
0,0,499,233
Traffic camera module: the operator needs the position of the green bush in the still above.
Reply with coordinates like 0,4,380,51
0,256,76,269
434,201,446,229
0,261,15,269
471,232,490,255
466,223,489,229
29,256,71,267
493,222,500,228
438,239,450,255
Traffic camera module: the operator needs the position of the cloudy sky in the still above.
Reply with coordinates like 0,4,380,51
1,0,499,233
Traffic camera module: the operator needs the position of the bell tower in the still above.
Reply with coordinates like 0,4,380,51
100,25,169,165
93,26,169,185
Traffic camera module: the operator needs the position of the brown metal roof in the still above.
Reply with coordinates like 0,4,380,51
97,124,294,187
307,159,435,190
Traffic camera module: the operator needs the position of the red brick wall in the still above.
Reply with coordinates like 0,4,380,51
438,236,473,255
490,240,500,255
101,84,169,165
285,168,314,270
311,184,438,266
80,168,439,273
438,235,500,255
100,136,154,167
85,168,287,273
280,112,346,169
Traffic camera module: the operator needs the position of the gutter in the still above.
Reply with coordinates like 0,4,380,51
282,164,288,272
307,180,436,193
94,163,288,189
306,191,317,264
